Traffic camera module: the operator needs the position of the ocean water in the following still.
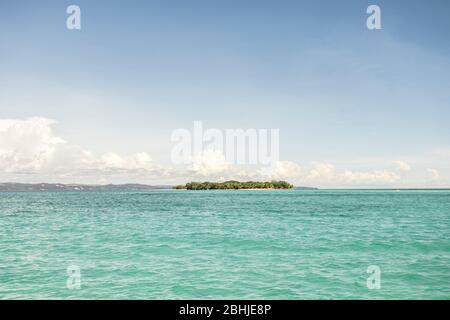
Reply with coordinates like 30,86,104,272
0,189,449,300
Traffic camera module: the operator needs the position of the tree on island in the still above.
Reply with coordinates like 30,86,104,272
173,181,293,190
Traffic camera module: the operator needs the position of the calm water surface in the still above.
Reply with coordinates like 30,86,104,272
1,189,449,299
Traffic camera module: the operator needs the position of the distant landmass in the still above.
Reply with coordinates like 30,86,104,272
0,183,172,192
174,180,294,190
0,182,318,192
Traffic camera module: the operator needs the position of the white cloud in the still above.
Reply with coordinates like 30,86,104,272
258,161,302,180
100,152,154,171
304,161,400,186
394,160,411,172
338,169,400,184
426,168,440,180
0,117,161,178
1,117,447,187
306,161,335,181
190,150,231,176
0,117,65,173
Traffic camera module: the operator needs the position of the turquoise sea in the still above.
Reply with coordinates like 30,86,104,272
1,189,449,299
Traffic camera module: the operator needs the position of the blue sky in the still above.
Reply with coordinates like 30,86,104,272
0,0,449,187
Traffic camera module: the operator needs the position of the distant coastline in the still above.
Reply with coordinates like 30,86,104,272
0,183,172,192
2,183,447,192
174,181,294,190
0,182,317,192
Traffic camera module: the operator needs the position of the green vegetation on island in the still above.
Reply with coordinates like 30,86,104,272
173,180,294,190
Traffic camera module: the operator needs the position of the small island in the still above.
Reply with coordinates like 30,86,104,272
173,180,294,190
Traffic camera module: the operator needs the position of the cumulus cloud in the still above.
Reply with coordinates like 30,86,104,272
306,161,335,181
394,160,411,172
0,118,65,173
304,161,400,186
426,168,440,180
100,152,155,171
190,150,231,176
338,169,400,184
258,161,302,180
3,117,445,187
0,117,162,179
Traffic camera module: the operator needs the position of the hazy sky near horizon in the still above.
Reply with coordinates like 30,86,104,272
1,0,449,187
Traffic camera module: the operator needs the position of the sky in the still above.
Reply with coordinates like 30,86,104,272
0,0,449,187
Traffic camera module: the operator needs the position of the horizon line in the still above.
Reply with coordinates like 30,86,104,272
1,182,449,190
